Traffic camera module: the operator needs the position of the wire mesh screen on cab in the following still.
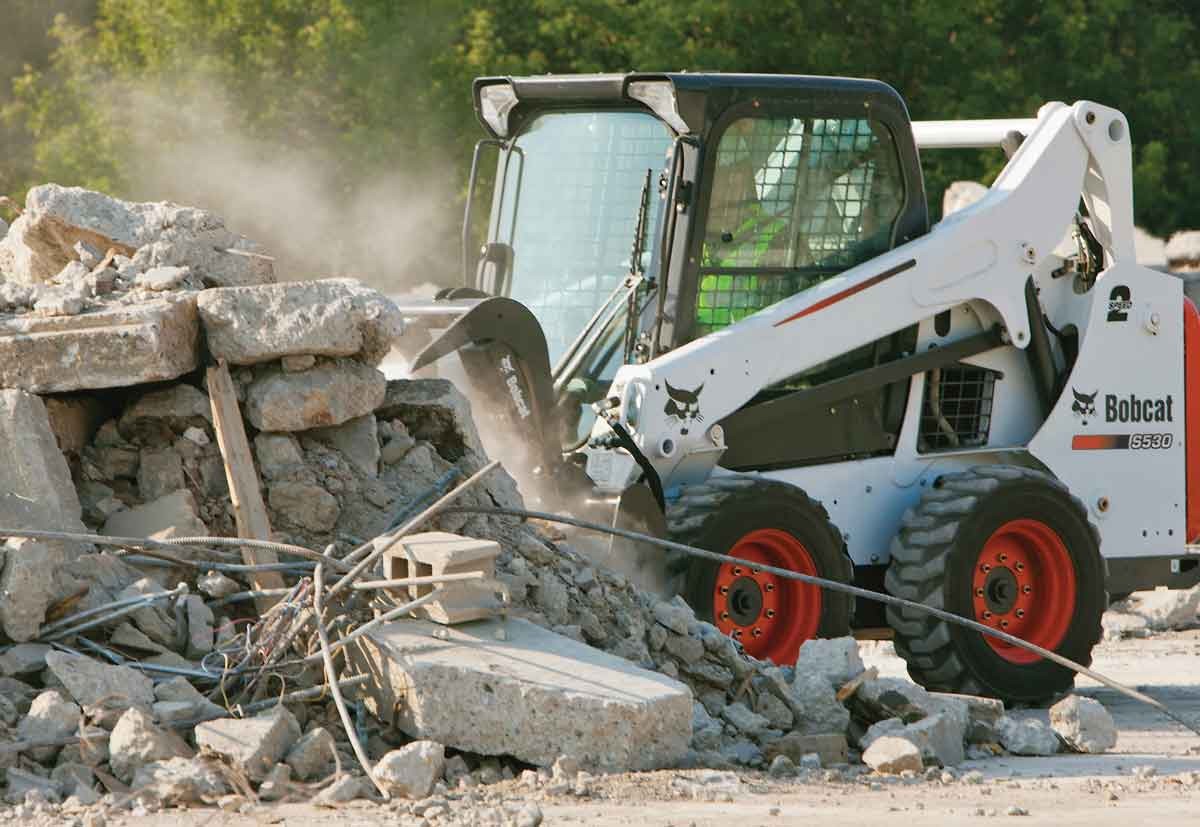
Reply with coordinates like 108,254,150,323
695,116,905,337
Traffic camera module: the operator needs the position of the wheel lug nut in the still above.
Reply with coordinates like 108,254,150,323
1015,562,1024,571
766,609,776,618
733,567,742,575
719,586,728,595
752,628,762,638
982,611,992,619
1015,609,1025,618
721,612,729,620
765,583,775,592
1022,585,1032,594
1000,620,1009,628
982,564,991,572
975,588,984,597
999,553,1007,562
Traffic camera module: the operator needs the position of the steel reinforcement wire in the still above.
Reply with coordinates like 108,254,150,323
439,504,1200,739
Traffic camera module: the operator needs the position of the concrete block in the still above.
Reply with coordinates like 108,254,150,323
353,617,692,771
383,531,502,625
0,297,198,392
245,360,386,431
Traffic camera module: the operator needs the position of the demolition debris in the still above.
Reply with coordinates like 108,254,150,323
0,184,1143,822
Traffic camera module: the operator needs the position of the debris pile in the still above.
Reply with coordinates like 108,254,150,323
0,184,1122,821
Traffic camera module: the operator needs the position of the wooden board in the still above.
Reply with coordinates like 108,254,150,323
206,360,286,611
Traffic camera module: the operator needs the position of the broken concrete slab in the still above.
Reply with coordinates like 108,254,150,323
354,617,692,771
194,705,301,782
16,690,80,761
1050,695,1118,754
118,383,212,442
383,531,503,624
197,278,404,366
44,650,156,709
267,481,340,533
245,360,386,431
902,712,965,767
763,732,849,767
0,296,199,392
43,395,107,454
102,489,208,539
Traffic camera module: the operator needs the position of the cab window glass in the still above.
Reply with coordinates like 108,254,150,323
695,116,905,337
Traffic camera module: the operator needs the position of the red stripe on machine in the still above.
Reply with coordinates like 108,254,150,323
1071,434,1129,450
773,259,917,327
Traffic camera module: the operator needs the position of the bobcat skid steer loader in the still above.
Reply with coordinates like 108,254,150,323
400,73,1200,702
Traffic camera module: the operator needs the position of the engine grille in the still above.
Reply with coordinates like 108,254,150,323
918,364,996,452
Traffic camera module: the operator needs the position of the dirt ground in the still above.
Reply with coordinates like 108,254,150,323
99,630,1200,826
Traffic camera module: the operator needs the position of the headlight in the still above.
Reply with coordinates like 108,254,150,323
624,383,645,430
477,81,519,137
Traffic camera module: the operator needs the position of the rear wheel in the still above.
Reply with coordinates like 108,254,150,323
666,476,852,664
885,466,1106,702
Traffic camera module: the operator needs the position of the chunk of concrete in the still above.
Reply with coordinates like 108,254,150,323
137,447,185,500
863,736,924,774
197,278,404,366
795,637,864,689
284,726,335,781
1049,695,1118,754
0,643,50,677
4,768,62,804
245,360,386,431
902,712,965,767
17,690,80,761
109,707,192,783
932,692,1004,744
763,732,849,767
194,705,301,781
790,670,851,735
0,184,270,286
847,676,940,724
183,594,214,658
372,740,445,799
308,414,380,477
383,531,502,624
0,539,57,642
44,651,155,709
1128,587,1200,631
253,432,304,480
102,489,208,539
376,379,487,462
118,384,212,441
43,395,106,454
353,617,691,771
0,390,85,533
268,481,340,533
131,756,229,805
0,297,198,392
996,715,1061,756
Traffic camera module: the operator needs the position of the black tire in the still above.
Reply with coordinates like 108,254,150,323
665,475,853,664
885,466,1107,703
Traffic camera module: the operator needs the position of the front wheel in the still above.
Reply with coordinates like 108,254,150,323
666,476,852,665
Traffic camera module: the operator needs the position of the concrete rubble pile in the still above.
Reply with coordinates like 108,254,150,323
0,185,1120,823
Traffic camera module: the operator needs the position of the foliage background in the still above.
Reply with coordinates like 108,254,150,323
2,0,1197,287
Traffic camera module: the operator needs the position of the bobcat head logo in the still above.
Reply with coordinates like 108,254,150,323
1072,388,1097,424
664,381,704,436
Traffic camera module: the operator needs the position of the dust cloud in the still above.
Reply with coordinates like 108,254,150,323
116,82,460,293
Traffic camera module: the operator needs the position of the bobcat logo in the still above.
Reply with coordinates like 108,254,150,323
664,381,704,436
1072,388,1097,425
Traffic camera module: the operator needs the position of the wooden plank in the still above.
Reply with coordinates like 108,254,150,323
206,360,286,611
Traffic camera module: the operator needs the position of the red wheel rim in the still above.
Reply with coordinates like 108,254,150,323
972,518,1076,664
713,528,821,663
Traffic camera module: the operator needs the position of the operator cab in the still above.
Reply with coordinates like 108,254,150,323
451,73,928,467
